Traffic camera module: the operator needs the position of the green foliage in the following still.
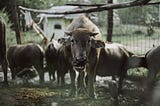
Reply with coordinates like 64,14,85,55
127,68,148,77
117,3,158,25
0,10,17,48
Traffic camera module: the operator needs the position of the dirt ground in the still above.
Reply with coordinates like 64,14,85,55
0,72,147,106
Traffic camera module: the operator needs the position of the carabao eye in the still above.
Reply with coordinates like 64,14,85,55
71,39,78,44
71,39,74,44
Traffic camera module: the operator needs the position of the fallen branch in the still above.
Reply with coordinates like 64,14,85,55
19,0,152,14
32,21,48,44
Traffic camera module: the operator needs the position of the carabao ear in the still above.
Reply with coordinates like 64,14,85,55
91,39,105,48
90,32,99,37
58,37,71,46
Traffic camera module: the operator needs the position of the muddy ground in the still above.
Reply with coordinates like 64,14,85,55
0,71,148,106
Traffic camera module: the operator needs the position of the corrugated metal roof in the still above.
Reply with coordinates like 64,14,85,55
48,6,79,13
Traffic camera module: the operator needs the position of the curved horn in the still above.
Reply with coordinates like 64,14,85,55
65,31,72,36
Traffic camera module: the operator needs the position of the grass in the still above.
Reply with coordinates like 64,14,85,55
23,30,44,44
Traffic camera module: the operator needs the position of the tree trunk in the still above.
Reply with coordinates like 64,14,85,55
106,0,113,42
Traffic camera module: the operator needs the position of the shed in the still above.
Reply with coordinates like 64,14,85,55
37,6,82,40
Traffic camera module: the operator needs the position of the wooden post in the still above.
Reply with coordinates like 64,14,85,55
159,4,160,23
12,0,22,44
106,0,113,42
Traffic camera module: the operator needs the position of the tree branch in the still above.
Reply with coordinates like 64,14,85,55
19,0,154,15
66,1,160,7
133,0,151,5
